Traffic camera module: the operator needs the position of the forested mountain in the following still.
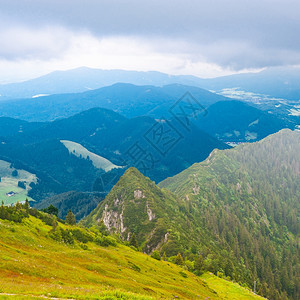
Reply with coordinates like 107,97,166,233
0,107,228,207
0,83,228,121
195,100,295,143
85,129,299,299
160,129,300,299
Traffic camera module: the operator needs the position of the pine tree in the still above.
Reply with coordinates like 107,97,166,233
24,198,30,211
65,209,76,225
129,233,138,249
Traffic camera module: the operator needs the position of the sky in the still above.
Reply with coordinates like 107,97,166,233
0,0,299,83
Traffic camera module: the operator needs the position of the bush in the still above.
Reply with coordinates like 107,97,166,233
71,228,94,243
95,235,117,247
151,250,161,260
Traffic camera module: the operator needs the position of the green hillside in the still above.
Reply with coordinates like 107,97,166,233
84,129,299,299
0,204,263,299
159,129,300,299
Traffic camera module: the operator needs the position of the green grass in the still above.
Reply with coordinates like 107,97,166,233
60,140,123,172
0,160,37,205
0,215,263,299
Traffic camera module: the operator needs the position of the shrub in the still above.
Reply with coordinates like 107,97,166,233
151,250,161,261
95,235,117,247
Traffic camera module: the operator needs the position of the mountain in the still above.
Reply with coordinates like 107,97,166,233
83,167,203,254
0,203,263,299
195,100,295,143
1,66,299,102
0,67,208,100
85,129,299,299
0,83,228,122
159,129,299,299
0,107,229,206
200,66,300,101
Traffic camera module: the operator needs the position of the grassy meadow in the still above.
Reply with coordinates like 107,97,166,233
0,214,264,299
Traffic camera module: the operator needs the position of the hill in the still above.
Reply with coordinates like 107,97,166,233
0,203,263,299
85,129,299,299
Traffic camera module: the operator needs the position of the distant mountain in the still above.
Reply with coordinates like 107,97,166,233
84,129,299,299
201,66,300,101
195,100,295,143
0,83,228,122
0,67,208,100
1,66,299,101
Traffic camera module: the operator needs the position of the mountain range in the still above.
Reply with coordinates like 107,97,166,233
1,66,300,101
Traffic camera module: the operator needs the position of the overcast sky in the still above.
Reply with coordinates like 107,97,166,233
0,0,299,82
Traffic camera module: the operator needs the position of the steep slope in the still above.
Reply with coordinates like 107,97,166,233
83,167,202,254
195,100,294,143
159,129,300,299
0,204,263,299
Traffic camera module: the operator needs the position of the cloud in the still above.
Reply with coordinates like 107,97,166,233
0,0,299,80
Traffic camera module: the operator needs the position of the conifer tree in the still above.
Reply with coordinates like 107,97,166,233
65,209,76,225
129,233,138,249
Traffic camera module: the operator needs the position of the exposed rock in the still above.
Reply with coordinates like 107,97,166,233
146,202,155,221
134,189,145,199
102,203,127,234
193,185,200,195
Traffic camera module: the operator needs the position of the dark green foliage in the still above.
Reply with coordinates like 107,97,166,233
41,204,59,217
151,250,161,261
95,235,117,247
65,210,76,225
35,191,105,220
17,181,26,189
11,169,18,177
0,202,28,223
70,228,93,243
129,233,139,249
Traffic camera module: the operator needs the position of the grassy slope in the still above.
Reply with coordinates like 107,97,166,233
0,160,37,205
0,216,263,299
60,140,123,172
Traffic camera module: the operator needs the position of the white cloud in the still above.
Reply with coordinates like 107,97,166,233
0,29,260,83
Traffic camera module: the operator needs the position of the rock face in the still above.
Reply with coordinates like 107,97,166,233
83,167,187,254
102,203,126,233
